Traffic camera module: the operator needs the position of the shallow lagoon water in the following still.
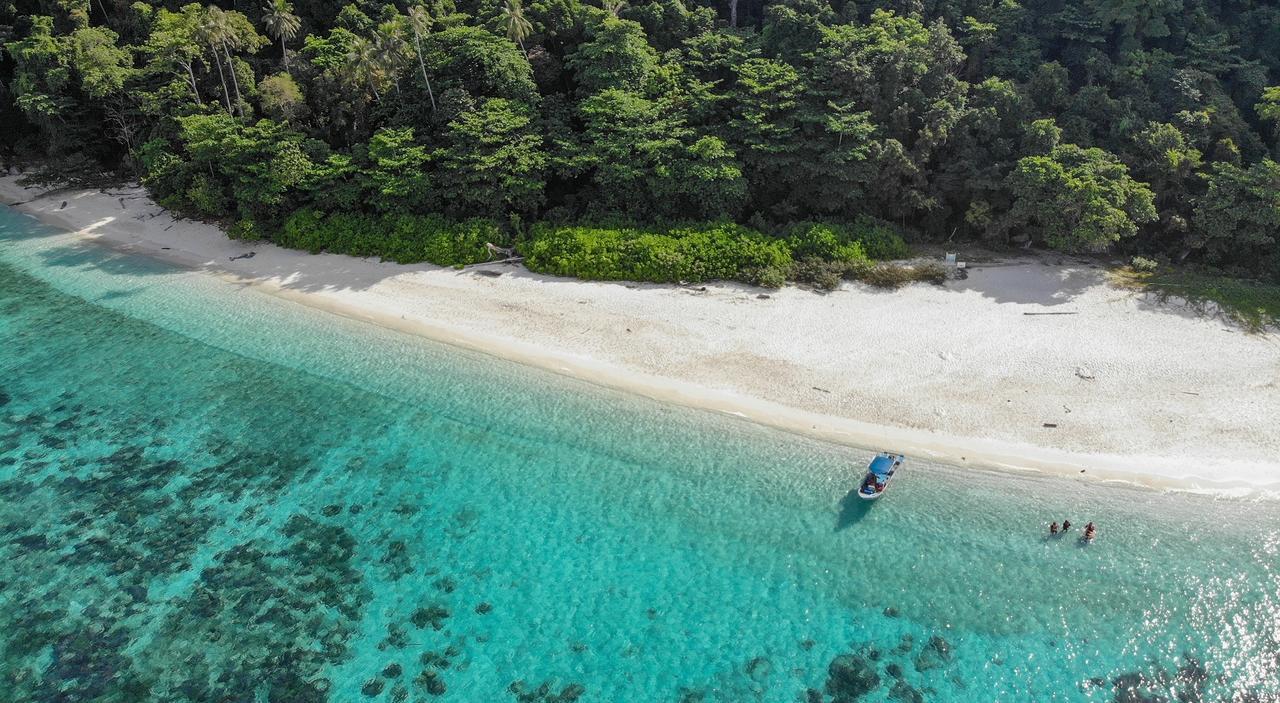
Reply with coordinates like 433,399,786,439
1,207,1278,702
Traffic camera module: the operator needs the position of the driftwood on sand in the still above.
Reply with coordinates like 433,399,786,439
461,242,524,269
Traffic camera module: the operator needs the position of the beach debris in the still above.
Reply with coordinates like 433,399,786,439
1024,311,1079,315
1075,366,1096,380
485,242,515,258
812,386,831,393
229,252,256,261
757,293,770,299
1181,391,1200,396
59,200,67,209
476,269,503,277
1043,423,1058,428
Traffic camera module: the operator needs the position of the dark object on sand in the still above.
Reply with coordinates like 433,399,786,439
229,252,256,261
476,269,503,277
59,200,67,210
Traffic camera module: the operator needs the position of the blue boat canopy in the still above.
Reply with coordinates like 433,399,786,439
868,454,896,477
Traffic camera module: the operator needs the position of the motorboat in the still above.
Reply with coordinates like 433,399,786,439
858,452,904,500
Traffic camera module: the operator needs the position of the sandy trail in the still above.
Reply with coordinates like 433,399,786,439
4,176,1278,496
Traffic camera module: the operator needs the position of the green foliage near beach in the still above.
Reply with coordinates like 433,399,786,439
1113,267,1280,333
3,0,1280,284
524,222,793,286
278,209,502,265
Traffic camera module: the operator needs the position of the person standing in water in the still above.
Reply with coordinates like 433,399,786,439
1062,519,1072,532
1083,522,1096,541
1049,521,1059,536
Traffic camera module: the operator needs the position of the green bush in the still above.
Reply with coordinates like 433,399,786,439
524,223,792,286
787,218,909,263
1131,256,1159,272
787,223,870,267
278,209,503,266
858,262,947,288
229,219,264,241
186,175,230,217
851,217,912,260
791,256,849,290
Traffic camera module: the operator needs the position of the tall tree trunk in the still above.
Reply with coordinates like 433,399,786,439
182,60,203,105
281,35,289,70
729,0,738,27
222,42,243,116
412,32,436,112
209,42,232,113
517,36,526,55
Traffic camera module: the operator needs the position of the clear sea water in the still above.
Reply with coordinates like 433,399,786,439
1,206,1277,703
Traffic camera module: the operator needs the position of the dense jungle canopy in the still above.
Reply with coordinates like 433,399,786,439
2,0,1279,281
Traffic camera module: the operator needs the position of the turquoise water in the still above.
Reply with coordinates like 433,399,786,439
1,207,1278,703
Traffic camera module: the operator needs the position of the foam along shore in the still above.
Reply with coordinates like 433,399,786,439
4,174,1279,497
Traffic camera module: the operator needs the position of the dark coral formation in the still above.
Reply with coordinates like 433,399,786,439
509,679,587,703
825,653,881,701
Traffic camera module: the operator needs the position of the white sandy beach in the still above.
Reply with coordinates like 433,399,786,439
4,175,1279,496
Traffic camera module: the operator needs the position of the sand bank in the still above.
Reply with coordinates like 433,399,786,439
4,176,1278,497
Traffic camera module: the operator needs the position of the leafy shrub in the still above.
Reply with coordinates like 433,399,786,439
745,265,787,289
787,223,869,267
791,257,848,290
524,223,792,286
850,216,912,260
229,219,264,241
185,175,230,217
787,218,909,263
1131,256,1159,272
279,209,503,266
858,262,947,288
912,261,948,284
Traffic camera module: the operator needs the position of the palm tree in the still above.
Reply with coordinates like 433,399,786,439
375,22,406,96
348,35,383,102
406,5,437,112
261,0,301,70
199,7,234,114
500,0,533,55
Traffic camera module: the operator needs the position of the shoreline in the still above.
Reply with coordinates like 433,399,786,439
4,175,1279,498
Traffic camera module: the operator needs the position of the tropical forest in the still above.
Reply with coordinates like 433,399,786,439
3,0,1279,288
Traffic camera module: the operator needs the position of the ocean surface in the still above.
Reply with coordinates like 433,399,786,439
1,206,1277,703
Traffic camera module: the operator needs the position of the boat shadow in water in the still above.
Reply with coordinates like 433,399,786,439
835,488,874,530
